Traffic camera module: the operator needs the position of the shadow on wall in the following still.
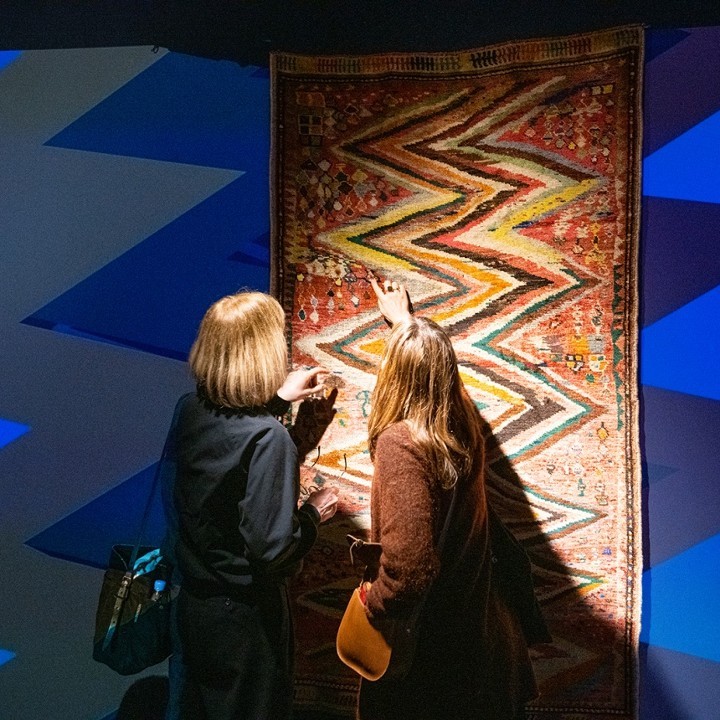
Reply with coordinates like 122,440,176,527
116,675,169,720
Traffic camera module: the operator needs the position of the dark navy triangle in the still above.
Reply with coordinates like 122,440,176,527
45,53,269,172
22,175,270,360
229,230,270,267
645,29,691,62
641,386,720,567
643,462,679,487
25,462,165,570
640,197,720,328
644,28,720,157
640,643,720,719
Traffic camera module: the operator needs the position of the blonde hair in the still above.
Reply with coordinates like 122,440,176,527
189,292,287,408
368,317,485,490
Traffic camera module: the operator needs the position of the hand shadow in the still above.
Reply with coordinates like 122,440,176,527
289,387,339,461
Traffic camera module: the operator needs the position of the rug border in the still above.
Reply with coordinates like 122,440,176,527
626,24,644,720
270,25,644,78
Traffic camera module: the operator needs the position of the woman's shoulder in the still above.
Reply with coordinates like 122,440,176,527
375,421,424,461
375,422,434,491
376,420,413,444
182,392,290,436
222,412,296,458
242,411,295,446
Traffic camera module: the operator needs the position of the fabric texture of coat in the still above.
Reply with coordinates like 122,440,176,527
166,390,320,720
359,421,543,720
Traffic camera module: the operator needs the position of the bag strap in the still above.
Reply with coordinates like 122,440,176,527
381,479,459,679
413,479,457,602
101,424,175,652
102,572,134,651
127,425,175,570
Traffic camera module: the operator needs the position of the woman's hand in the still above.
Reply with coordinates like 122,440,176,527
277,366,325,402
305,486,340,523
369,276,412,327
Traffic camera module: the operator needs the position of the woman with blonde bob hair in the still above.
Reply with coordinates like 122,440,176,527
357,280,540,720
189,291,288,409
162,291,338,720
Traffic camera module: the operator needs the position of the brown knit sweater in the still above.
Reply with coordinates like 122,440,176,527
359,421,537,720
366,421,450,617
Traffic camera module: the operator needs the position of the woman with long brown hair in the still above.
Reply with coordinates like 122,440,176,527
357,280,540,720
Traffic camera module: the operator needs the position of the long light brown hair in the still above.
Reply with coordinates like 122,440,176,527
189,292,287,408
368,317,485,489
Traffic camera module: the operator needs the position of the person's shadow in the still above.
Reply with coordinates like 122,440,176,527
480,411,681,719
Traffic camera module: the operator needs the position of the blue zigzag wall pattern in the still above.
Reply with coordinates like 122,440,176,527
1,27,719,720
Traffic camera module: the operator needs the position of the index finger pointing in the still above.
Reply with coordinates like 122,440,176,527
369,276,384,299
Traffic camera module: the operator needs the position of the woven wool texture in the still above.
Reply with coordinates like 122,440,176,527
271,26,643,719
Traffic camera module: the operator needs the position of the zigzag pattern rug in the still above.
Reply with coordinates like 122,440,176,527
271,26,643,719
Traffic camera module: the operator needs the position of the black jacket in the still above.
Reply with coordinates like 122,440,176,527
166,391,319,598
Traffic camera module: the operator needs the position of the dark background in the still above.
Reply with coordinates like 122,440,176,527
3,0,720,63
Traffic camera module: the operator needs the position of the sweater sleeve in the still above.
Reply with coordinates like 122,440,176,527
365,424,440,619
237,423,319,577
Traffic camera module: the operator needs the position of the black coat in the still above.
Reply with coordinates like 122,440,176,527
167,391,320,598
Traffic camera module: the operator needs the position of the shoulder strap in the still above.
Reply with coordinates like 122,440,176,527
128,416,177,569
437,481,458,552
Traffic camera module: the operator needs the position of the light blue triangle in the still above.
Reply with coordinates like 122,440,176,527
643,109,720,204
0,51,21,72
641,284,720,401
0,418,30,449
644,462,679,485
641,532,720,662
0,649,16,667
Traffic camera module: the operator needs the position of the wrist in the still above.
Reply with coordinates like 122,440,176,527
267,394,290,416
300,502,321,524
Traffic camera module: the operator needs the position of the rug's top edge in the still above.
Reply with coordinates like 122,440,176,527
271,24,643,76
